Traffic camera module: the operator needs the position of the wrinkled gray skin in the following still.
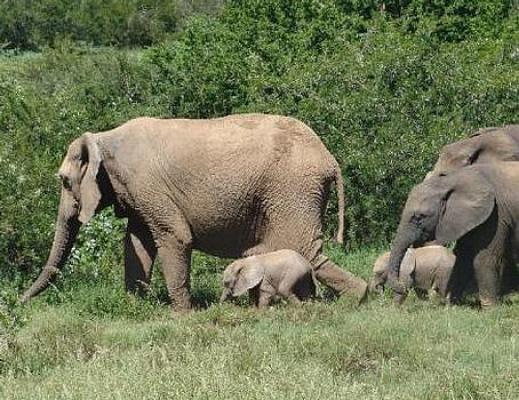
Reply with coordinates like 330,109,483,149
427,124,519,178
21,114,367,311
387,162,519,308
220,249,316,307
370,246,456,302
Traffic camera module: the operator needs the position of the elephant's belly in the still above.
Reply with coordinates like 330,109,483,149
190,210,264,258
191,215,319,261
193,226,258,258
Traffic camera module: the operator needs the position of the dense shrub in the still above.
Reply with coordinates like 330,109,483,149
0,0,518,292
0,0,224,50
1,0,515,50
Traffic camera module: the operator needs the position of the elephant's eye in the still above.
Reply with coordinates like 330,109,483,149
61,175,72,190
410,213,425,224
467,149,481,165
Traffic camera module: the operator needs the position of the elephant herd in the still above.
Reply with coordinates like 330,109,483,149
19,114,519,311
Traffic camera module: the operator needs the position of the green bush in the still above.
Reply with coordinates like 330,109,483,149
1,1,515,50
0,0,224,50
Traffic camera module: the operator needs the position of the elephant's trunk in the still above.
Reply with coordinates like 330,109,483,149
220,288,232,304
387,224,420,302
368,278,384,294
21,192,81,303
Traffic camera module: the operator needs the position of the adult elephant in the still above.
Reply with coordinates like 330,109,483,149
387,162,519,308
21,114,367,310
427,124,519,178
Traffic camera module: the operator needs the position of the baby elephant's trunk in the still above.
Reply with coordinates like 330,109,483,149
220,288,232,303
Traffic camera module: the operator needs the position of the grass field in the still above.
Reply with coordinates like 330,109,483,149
1,245,518,400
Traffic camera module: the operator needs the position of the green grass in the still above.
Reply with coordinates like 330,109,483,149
1,246,519,400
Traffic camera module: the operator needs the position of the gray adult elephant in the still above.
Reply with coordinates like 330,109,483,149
427,124,519,178
387,162,519,308
21,114,367,310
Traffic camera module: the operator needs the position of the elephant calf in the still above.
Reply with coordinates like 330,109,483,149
220,249,316,307
370,246,456,302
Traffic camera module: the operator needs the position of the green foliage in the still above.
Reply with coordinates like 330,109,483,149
0,0,224,50
1,0,515,50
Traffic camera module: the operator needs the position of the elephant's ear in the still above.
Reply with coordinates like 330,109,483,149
79,133,102,224
233,263,264,297
399,249,416,289
436,169,495,244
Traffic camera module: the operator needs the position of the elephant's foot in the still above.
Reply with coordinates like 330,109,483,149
126,280,151,298
392,292,408,305
169,287,192,313
479,296,498,310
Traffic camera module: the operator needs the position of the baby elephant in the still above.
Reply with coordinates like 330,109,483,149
370,246,455,301
220,249,316,307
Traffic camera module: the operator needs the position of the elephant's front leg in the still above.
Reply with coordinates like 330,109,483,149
473,249,502,309
257,291,275,308
157,240,192,312
447,246,475,304
256,284,275,308
124,220,157,295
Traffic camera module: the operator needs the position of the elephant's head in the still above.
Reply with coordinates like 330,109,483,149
220,261,264,303
387,167,495,302
369,252,390,294
428,126,519,178
21,133,109,302
369,250,416,295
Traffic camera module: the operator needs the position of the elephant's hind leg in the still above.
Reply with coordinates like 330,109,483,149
312,255,368,303
124,220,157,296
278,281,302,305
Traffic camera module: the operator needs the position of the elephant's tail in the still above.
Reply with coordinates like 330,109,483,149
334,164,345,245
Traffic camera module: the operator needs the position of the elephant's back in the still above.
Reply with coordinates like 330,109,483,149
415,246,455,273
104,114,337,175
258,249,312,271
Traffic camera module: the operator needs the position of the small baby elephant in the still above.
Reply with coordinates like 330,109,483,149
369,245,456,301
220,249,316,307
